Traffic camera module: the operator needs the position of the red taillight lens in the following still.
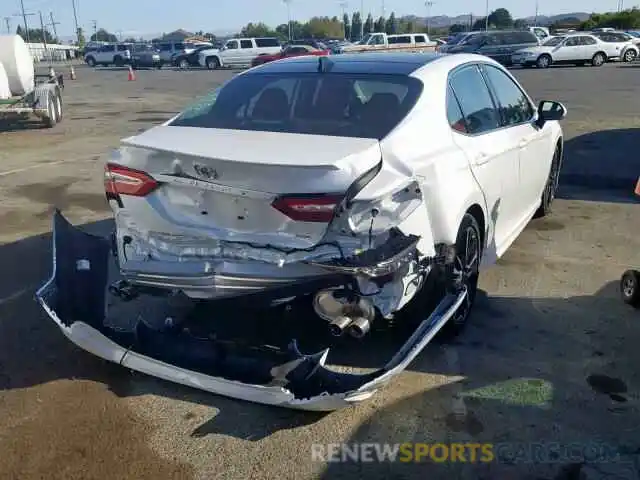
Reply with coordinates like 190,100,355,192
272,195,342,222
104,163,158,197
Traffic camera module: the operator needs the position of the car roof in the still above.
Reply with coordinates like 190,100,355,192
248,52,444,75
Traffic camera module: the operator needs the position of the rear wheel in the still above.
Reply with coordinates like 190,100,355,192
536,54,551,68
592,52,606,66
443,213,482,337
43,95,57,128
86,56,96,67
621,270,640,308
179,58,189,69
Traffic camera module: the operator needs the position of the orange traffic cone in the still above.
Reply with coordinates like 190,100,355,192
69,65,76,80
127,65,136,81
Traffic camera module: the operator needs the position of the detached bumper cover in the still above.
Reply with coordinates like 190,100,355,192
36,211,467,411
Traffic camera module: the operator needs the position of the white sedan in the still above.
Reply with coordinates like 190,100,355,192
38,52,566,411
513,33,639,68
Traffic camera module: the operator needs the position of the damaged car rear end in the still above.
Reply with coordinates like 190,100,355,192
37,54,475,410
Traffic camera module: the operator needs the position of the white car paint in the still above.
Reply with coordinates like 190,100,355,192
37,53,566,410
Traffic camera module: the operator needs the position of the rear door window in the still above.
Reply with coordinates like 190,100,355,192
255,38,280,47
448,64,500,135
240,40,253,49
414,35,427,43
446,85,467,133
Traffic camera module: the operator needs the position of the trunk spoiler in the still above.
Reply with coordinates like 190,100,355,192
35,211,467,411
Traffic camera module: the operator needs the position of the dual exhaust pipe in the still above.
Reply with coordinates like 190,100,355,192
313,289,376,339
327,315,371,339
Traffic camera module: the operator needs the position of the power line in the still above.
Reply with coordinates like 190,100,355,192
15,0,36,44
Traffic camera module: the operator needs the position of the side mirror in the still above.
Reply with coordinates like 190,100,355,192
535,100,567,127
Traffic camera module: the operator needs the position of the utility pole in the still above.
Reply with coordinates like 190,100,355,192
71,0,81,44
360,0,364,40
485,0,489,31
339,1,348,39
381,0,385,18
38,11,50,61
48,12,60,39
283,0,292,41
17,0,36,44
92,20,97,42
425,1,434,35
3,17,10,34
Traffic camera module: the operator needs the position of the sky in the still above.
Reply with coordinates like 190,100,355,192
0,0,629,40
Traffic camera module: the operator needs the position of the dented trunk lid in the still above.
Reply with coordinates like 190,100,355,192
117,126,382,248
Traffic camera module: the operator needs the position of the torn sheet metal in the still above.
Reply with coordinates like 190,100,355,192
35,211,466,411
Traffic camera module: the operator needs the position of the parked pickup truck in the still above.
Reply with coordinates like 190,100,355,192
338,32,437,53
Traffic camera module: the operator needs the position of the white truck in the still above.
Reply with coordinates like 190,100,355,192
199,37,282,70
338,32,438,53
0,34,63,129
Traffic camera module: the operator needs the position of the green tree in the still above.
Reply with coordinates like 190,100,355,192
351,12,362,40
76,27,86,48
241,22,278,38
513,19,527,29
488,8,513,29
90,28,118,42
364,13,374,35
16,26,58,43
374,16,385,33
342,13,350,39
385,12,398,34
449,23,467,34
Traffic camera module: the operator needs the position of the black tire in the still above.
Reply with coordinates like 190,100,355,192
43,96,57,128
623,49,637,63
592,52,606,67
621,270,640,308
179,58,189,69
535,144,562,218
206,57,220,70
86,56,96,67
536,54,551,69
53,91,63,123
442,213,482,337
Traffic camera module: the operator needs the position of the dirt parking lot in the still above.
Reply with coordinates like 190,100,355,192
0,63,639,480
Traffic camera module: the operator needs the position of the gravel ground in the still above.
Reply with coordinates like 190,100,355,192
0,62,639,480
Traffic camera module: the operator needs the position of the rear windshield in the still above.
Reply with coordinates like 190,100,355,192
170,72,423,140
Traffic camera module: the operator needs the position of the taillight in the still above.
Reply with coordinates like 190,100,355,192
271,194,342,222
104,163,158,197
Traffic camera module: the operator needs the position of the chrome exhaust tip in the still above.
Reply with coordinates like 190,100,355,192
347,317,371,339
328,316,353,337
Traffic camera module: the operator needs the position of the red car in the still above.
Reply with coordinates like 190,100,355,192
251,45,329,67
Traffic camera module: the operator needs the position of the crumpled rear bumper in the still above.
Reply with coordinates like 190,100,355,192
35,211,467,411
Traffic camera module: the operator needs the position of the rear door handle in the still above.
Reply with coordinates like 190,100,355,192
518,138,531,148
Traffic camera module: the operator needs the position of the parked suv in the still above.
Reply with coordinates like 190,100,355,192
84,43,132,67
155,42,212,66
198,37,282,69
444,30,540,65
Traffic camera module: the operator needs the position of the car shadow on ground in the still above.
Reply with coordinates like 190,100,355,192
558,128,639,203
1,218,639,455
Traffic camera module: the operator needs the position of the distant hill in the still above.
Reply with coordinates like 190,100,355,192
405,12,592,28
